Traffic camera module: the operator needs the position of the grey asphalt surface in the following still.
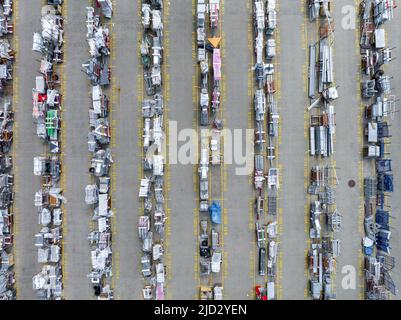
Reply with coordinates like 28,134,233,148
63,1,92,300
111,0,142,300
279,1,308,300
14,0,43,300
13,0,401,300
168,0,197,300
332,1,361,300
223,0,254,300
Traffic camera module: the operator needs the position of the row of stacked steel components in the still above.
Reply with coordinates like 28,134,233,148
359,0,397,300
138,0,167,300
0,0,15,300
31,0,65,300
253,0,279,301
306,0,340,300
83,0,114,300
196,0,224,301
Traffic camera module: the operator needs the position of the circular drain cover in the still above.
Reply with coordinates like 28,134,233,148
348,180,356,188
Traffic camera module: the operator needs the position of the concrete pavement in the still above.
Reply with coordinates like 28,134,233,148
223,0,254,300
168,0,197,300
332,0,362,300
63,0,93,300
279,0,309,300
12,0,401,300
110,0,142,300
14,0,44,300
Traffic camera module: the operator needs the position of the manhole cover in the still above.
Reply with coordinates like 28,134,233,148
348,180,356,188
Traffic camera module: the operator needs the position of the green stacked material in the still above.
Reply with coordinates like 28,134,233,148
46,110,58,140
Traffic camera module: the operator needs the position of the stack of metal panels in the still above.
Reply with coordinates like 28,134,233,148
252,0,279,301
306,0,340,300
138,0,167,301
360,1,397,299
83,3,114,300
0,0,15,300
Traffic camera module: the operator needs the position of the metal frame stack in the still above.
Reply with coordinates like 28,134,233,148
31,0,65,300
83,1,114,300
359,0,397,300
306,0,340,300
138,0,167,301
196,0,224,301
0,0,15,300
252,0,279,301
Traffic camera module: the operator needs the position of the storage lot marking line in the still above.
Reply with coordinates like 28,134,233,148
191,0,200,299
108,1,118,293
355,0,364,299
12,0,20,299
136,0,145,297
275,0,283,299
301,0,311,299
60,0,69,298
246,0,256,298
163,0,172,300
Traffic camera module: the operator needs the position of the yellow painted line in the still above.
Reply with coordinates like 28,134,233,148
136,0,145,297
192,0,201,297
60,0,69,299
355,0,365,299
219,0,227,296
163,0,172,299
108,1,117,294
303,0,311,300
274,0,283,299
12,0,20,299
247,0,257,297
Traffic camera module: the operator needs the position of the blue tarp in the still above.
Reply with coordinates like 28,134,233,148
376,210,390,230
364,245,374,256
378,122,390,138
378,174,394,193
209,201,221,224
384,174,394,192
376,230,391,254
379,141,385,158
376,159,392,173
